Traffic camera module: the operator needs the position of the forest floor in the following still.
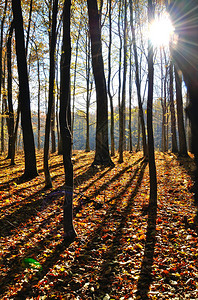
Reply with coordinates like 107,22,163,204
0,150,198,300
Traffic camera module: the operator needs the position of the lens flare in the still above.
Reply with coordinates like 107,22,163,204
149,14,174,47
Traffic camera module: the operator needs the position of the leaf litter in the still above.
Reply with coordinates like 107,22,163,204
0,150,197,299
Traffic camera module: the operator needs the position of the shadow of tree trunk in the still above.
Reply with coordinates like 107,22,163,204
136,203,157,299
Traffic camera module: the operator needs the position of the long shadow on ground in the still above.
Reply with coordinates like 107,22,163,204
7,160,147,299
136,201,157,299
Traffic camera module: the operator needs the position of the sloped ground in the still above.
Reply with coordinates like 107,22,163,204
0,150,197,299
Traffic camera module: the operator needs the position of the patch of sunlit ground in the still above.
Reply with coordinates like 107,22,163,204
0,150,197,299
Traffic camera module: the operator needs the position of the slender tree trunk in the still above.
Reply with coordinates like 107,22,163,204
129,44,133,153
85,31,91,153
107,0,115,157
169,58,178,153
60,0,76,242
147,0,157,203
0,0,7,109
51,96,56,153
129,0,147,157
87,0,114,166
37,50,41,151
0,5,7,154
119,0,127,163
160,48,165,152
12,0,38,180
1,62,6,153
118,0,122,153
7,22,14,162
136,111,140,151
44,0,58,188
25,0,33,57
72,19,81,136
174,63,188,156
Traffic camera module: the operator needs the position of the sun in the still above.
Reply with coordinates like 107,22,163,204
149,14,174,47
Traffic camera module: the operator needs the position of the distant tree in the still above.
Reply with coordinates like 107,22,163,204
87,0,114,166
12,0,38,180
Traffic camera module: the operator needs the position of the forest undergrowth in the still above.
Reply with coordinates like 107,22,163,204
0,150,197,300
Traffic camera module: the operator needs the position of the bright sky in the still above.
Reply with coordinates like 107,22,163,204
149,13,175,47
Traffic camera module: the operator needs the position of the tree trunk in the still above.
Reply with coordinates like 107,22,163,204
147,0,157,204
129,44,133,153
25,0,33,57
87,0,114,166
129,0,148,158
36,47,41,151
0,0,7,114
44,0,58,188
169,58,178,153
167,0,198,211
60,0,76,242
1,61,6,153
72,18,81,137
7,22,14,163
118,0,122,153
85,31,91,153
118,0,127,163
12,0,38,180
107,0,115,157
174,63,188,156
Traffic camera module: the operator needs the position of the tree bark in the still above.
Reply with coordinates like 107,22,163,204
174,63,188,156
0,0,7,115
129,44,133,153
107,0,115,157
129,0,148,158
167,0,198,211
85,31,91,153
60,0,76,241
7,22,14,163
169,58,178,153
44,0,58,188
147,0,157,203
118,0,127,163
12,0,38,180
87,0,114,166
